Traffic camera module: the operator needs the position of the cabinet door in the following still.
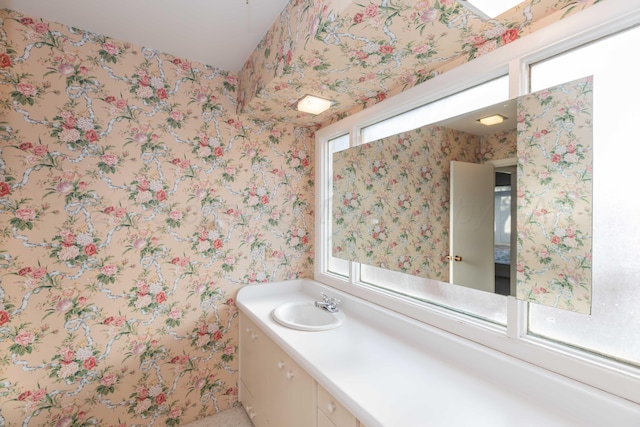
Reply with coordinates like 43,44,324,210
269,348,316,427
318,409,337,427
317,384,357,427
239,314,271,427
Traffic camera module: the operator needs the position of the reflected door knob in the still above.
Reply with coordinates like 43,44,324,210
446,255,463,262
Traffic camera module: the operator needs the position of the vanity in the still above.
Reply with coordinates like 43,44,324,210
237,279,640,427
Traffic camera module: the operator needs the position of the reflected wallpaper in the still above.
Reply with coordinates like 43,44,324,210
332,125,515,281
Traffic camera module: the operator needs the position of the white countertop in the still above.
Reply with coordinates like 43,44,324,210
237,279,640,427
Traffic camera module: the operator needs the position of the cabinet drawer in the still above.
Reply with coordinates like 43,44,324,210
239,379,267,427
317,384,357,427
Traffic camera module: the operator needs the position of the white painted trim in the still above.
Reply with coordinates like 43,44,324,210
315,0,640,404
486,157,517,168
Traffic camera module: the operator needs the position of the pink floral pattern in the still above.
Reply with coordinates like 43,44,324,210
0,10,313,426
516,76,593,314
237,0,602,127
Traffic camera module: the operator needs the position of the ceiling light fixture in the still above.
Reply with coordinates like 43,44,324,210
478,114,506,126
297,95,332,115
456,0,523,20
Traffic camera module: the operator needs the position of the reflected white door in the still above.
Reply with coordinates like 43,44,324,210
449,161,495,292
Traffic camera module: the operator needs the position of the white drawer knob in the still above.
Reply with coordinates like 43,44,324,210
327,402,336,414
277,361,285,369
286,371,294,380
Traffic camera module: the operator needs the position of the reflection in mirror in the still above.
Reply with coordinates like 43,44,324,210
333,76,592,313
332,100,517,294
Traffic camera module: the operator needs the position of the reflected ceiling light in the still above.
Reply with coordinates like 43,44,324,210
297,95,332,115
478,114,506,126
456,0,523,19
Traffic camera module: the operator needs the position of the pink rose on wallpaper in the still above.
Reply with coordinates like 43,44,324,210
32,389,47,401
169,210,182,221
17,391,32,401
156,88,167,99
101,373,117,387
379,45,394,55
353,12,363,24
101,153,118,165
18,267,33,276
364,4,378,17
17,82,37,97
170,110,183,122
0,310,9,326
102,42,119,55
15,332,35,346
83,244,97,256
155,292,166,303
83,357,97,370
32,267,47,279
0,53,11,68
15,208,36,221
56,299,73,313
101,265,117,276
31,145,48,156
33,22,49,33
84,130,98,143
0,182,10,197
168,407,182,419
56,181,73,194
169,309,182,320
502,28,519,45
154,393,166,405
58,63,74,75
155,190,166,201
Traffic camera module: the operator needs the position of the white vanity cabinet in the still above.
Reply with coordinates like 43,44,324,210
317,384,358,427
239,313,315,427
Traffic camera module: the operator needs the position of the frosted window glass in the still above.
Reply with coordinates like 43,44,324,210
528,25,640,365
328,135,351,277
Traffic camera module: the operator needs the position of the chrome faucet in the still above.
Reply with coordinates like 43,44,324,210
315,293,340,313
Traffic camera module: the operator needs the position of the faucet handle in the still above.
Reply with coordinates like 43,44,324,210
321,292,340,305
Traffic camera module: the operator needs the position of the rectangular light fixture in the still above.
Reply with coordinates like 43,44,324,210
297,95,332,115
478,114,506,126
456,0,523,19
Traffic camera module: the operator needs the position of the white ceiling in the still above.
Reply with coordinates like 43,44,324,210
0,0,292,72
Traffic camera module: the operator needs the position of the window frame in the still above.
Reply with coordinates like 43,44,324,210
314,0,640,404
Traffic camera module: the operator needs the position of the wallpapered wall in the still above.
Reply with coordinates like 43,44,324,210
0,10,313,426
237,0,603,127
517,77,593,314
332,126,514,281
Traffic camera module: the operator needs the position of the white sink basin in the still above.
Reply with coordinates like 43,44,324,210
272,301,345,331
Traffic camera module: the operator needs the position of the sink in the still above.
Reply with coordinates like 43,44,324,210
272,301,345,331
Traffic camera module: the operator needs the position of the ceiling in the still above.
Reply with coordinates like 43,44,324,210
0,0,291,72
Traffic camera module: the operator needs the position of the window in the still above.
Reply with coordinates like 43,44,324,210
315,2,640,403
527,25,640,365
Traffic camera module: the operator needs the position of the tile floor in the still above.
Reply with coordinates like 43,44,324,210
182,405,253,427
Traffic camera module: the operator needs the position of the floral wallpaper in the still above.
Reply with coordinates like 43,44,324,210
238,0,603,128
0,9,314,427
516,76,593,314
332,124,514,281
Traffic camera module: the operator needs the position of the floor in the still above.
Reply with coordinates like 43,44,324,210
182,406,253,427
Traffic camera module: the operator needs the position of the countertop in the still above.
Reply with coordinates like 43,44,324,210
237,279,640,427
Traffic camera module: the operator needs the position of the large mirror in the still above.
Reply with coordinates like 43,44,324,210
332,77,593,314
